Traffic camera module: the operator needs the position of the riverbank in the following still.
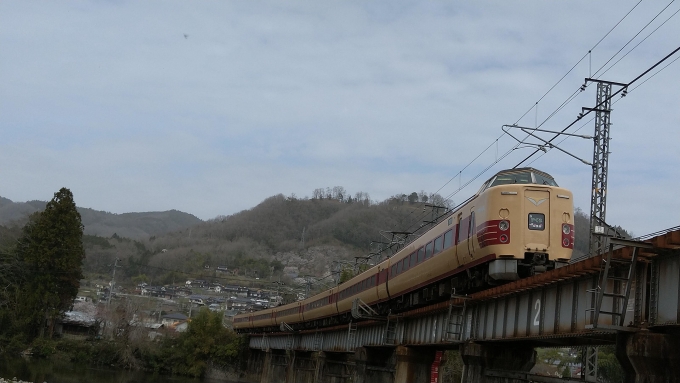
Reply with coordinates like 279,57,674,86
1,354,243,383
1,378,39,383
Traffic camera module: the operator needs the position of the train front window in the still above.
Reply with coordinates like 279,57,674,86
488,171,532,187
533,173,558,186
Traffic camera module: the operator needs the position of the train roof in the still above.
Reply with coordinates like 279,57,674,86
490,167,554,179
479,168,558,193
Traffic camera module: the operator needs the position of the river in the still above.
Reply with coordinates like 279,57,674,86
0,356,244,383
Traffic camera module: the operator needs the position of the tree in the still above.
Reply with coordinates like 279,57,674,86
15,188,85,338
338,268,355,284
166,309,243,377
408,192,418,204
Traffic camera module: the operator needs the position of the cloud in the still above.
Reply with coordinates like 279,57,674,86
1,1,679,236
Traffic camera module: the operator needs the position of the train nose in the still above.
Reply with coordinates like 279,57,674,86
523,189,551,251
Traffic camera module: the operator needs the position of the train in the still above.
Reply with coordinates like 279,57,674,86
233,167,574,333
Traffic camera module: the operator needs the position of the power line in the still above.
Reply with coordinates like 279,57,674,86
592,1,678,79
514,45,680,168
376,4,676,256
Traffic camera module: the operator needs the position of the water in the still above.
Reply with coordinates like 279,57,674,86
0,356,242,383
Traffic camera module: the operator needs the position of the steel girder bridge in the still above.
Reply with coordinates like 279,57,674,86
243,227,680,383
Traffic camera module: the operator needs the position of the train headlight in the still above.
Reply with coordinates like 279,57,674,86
498,220,509,231
562,224,571,235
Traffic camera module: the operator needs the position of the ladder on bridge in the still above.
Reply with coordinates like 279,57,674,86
260,333,269,351
312,331,323,351
347,321,357,351
383,315,399,345
285,334,295,350
445,291,469,342
587,237,652,330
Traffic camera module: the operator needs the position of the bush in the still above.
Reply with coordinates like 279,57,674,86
30,338,57,358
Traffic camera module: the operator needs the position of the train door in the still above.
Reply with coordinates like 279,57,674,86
467,208,476,258
456,212,469,261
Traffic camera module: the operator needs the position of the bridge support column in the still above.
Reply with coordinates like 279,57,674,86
617,331,680,383
241,349,268,383
394,346,436,383
257,349,288,383
460,342,536,383
287,350,320,383
321,351,354,383
354,346,396,383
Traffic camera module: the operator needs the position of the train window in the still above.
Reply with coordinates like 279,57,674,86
533,172,558,186
425,241,434,259
469,211,476,236
371,275,376,285
444,230,453,249
528,213,545,230
402,258,409,271
417,247,425,263
434,236,443,255
391,265,397,277
457,215,466,243
397,261,402,274
410,252,417,267
488,171,532,187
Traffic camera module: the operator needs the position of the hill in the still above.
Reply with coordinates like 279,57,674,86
79,192,450,290
0,196,202,240
2,189,626,294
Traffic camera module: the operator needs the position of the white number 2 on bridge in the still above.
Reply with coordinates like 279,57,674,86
533,298,541,326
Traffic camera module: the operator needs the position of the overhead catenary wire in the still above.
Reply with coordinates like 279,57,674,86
592,0,678,79
370,3,675,258
514,45,680,168
526,51,680,168
430,0,645,204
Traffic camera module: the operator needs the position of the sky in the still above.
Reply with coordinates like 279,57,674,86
1,1,679,237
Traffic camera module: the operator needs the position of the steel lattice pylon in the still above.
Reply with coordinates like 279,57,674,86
587,81,613,256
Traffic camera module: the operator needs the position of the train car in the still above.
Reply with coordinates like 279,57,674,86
385,167,573,310
234,168,574,332
233,313,252,331
249,308,276,330
299,287,339,327
335,264,386,318
274,301,303,328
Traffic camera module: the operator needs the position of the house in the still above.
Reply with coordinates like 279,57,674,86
170,320,189,332
161,312,189,327
227,297,253,311
55,304,98,340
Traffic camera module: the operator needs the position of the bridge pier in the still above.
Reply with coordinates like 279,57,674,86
394,346,437,383
354,346,395,383
460,342,536,383
242,348,288,383
617,331,680,383
353,345,437,383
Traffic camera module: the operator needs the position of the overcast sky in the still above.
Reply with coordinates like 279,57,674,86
1,1,678,237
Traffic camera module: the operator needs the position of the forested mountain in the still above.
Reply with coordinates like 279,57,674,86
2,189,627,291
81,192,448,285
0,196,202,239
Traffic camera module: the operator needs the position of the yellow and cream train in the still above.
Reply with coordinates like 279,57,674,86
233,168,574,333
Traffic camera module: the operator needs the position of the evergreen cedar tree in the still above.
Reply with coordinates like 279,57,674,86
16,187,85,338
